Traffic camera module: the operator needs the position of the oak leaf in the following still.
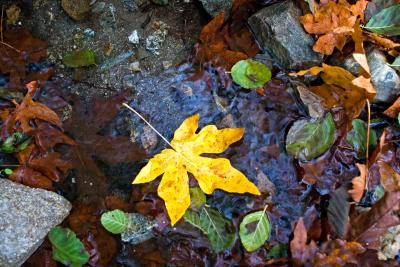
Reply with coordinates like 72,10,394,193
133,114,260,225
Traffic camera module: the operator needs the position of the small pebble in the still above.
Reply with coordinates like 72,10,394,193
128,30,140,45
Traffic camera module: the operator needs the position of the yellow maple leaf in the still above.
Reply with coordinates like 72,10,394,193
133,114,260,225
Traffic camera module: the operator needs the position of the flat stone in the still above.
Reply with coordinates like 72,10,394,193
0,179,71,267
248,0,323,69
199,0,232,17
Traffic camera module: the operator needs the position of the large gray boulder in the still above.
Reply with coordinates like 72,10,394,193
199,0,232,17
248,0,323,69
0,179,71,267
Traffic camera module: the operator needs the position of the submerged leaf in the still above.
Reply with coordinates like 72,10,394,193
133,114,260,225
101,209,128,234
231,59,271,89
184,206,235,252
365,4,400,36
48,226,90,267
63,49,96,68
189,187,206,210
346,119,377,158
239,208,270,252
286,113,335,161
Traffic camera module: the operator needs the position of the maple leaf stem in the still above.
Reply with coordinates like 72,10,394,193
122,103,174,149
365,99,371,191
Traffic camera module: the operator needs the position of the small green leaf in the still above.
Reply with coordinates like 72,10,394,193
267,244,288,258
231,59,271,89
185,207,235,253
346,119,377,159
101,209,128,234
239,209,270,252
3,168,13,175
1,132,31,153
48,226,89,267
286,113,335,161
63,49,96,68
189,187,206,210
390,56,400,71
365,4,400,36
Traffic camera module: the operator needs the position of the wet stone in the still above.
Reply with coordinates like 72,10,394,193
248,0,323,69
199,0,233,17
0,179,71,267
121,213,157,245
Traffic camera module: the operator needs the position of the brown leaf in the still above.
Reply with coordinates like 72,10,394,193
28,152,73,182
299,1,367,55
364,31,400,51
9,166,53,190
31,123,76,151
384,97,400,118
378,161,400,192
290,218,318,266
349,163,367,202
349,192,400,249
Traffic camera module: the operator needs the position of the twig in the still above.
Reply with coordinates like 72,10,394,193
365,99,371,191
122,103,174,149
0,164,20,168
0,41,21,53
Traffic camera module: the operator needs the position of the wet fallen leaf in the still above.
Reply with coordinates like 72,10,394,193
365,4,400,36
327,187,350,237
389,56,400,71
63,49,96,68
364,31,400,50
6,4,21,25
314,240,366,267
9,166,53,190
384,96,400,118
290,218,318,266
349,191,400,249
346,119,377,158
133,113,260,225
231,59,271,89
299,0,367,55
349,164,367,202
239,208,270,252
101,209,128,234
378,161,400,192
292,64,375,118
286,113,335,161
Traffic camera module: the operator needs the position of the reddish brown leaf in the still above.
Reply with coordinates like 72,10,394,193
378,161,400,193
290,218,318,266
28,152,73,182
349,192,400,249
105,195,135,212
9,166,53,190
31,123,76,151
364,31,400,51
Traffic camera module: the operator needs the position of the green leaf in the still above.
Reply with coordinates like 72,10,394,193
286,113,335,161
184,207,235,252
231,59,271,89
365,4,400,36
346,119,377,159
48,226,89,267
189,187,206,210
100,209,128,234
1,132,31,153
63,49,96,68
267,244,288,258
239,209,270,252
390,56,400,71
2,168,13,175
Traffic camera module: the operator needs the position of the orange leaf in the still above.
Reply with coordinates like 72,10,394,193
9,166,53,190
383,97,400,118
364,31,400,51
349,164,367,202
379,161,400,192
299,0,367,55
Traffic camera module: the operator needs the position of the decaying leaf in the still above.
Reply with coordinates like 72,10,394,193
292,64,376,118
349,164,367,202
6,4,21,25
231,59,271,89
290,218,318,266
239,208,270,252
327,187,350,237
63,49,96,68
364,31,400,50
378,161,400,192
313,240,366,267
299,0,368,55
133,114,260,225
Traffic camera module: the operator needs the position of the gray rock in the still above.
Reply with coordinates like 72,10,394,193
199,0,232,17
368,48,400,103
328,47,400,103
0,179,71,267
248,0,323,69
